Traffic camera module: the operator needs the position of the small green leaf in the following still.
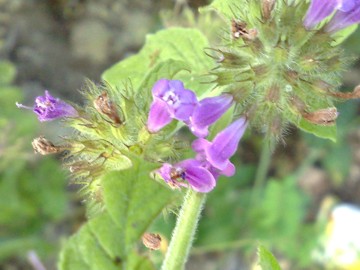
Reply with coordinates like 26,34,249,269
59,159,173,270
200,0,238,20
298,119,337,142
102,28,215,96
257,245,281,270
331,24,358,46
102,159,173,252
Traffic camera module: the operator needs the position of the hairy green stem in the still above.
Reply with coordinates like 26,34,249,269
251,138,274,203
161,190,206,270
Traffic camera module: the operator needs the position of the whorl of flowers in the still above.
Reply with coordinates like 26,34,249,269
208,0,360,141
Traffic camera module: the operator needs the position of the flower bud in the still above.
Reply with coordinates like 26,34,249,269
32,136,61,155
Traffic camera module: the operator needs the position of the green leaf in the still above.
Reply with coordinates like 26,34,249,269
102,28,215,96
59,159,173,270
331,24,358,46
298,118,337,142
257,245,281,270
200,0,238,20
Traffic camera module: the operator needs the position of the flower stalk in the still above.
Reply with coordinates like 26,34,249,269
161,189,206,270
251,137,274,204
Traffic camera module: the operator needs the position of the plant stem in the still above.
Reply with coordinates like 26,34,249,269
250,138,274,203
161,189,206,270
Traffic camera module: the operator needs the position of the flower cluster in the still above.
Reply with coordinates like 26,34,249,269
148,79,247,193
208,0,360,142
304,0,360,32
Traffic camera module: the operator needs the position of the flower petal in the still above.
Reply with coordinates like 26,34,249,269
157,163,173,183
147,99,172,132
173,89,198,121
325,6,360,32
303,0,340,29
191,138,211,156
178,159,216,193
206,117,247,170
221,161,236,177
152,79,170,97
193,94,233,128
18,90,78,122
189,94,233,138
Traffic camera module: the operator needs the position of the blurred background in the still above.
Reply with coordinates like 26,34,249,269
1,0,360,269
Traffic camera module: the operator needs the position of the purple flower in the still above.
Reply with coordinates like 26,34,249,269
157,160,216,193
187,94,233,138
303,0,356,30
192,117,248,171
325,1,360,32
157,117,247,193
16,90,78,122
147,79,198,133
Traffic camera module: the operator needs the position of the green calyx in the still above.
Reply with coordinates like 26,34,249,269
63,81,184,206
209,0,354,141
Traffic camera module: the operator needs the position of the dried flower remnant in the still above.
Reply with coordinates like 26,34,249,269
231,19,258,40
302,107,339,125
142,233,162,251
32,136,62,155
93,91,122,124
147,79,198,133
16,90,78,122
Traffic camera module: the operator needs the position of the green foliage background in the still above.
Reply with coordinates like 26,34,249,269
2,1,360,269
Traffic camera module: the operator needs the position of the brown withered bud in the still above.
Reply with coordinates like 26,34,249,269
261,0,276,21
142,233,162,250
93,91,122,124
32,136,61,155
303,107,339,125
267,84,280,103
231,19,258,40
327,85,360,100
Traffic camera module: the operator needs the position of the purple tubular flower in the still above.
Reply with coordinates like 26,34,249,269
192,117,248,171
325,1,360,32
303,0,356,30
147,79,198,133
16,90,78,122
157,118,247,193
188,94,233,138
157,160,216,193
